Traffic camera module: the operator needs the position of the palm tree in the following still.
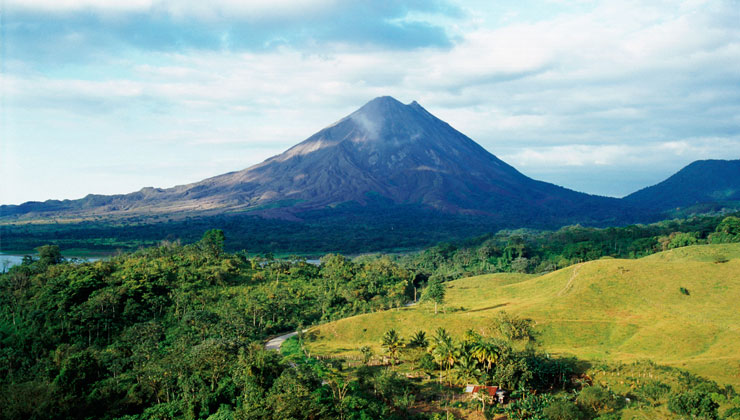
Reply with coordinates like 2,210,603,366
409,330,428,349
453,352,482,385
471,339,504,374
463,328,482,344
429,328,459,385
381,329,404,366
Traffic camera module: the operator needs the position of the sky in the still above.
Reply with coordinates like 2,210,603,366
2,0,739,205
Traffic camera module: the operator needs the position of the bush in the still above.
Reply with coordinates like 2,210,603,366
492,311,536,342
504,393,556,420
594,414,621,420
668,391,719,420
725,406,740,419
576,386,622,414
636,380,671,406
542,399,589,420
418,353,439,372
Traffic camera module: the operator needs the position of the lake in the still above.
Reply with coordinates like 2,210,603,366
0,253,102,271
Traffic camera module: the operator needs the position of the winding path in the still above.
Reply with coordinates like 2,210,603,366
265,331,303,351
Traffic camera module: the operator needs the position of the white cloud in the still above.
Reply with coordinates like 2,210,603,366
501,138,740,169
2,0,739,203
5,0,154,12
5,0,338,18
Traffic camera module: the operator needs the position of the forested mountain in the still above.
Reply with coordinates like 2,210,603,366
624,159,740,211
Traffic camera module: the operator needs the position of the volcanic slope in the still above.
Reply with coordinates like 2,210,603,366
303,243,740,387
2,96,641,227
624,159,740,213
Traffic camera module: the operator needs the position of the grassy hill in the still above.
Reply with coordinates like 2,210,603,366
303,243,740,387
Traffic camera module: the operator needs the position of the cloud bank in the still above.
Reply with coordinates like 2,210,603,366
2,0,739,203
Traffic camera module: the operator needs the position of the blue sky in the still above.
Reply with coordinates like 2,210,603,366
2,0,739,204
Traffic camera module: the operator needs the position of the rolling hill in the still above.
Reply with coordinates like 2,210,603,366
303,243,740,387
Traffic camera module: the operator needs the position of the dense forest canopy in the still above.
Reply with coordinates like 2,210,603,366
2,214,740,419
0,231,423,419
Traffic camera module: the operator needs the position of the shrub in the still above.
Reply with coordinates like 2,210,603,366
593,414,621,420
360,345,373,364
680,287,690,296
542,399,589,420
504,393,556,420
667,391,719,420
492,311,536,342
725,406,740,419
636,380,671,406
576,386,622,414
418,353,439,372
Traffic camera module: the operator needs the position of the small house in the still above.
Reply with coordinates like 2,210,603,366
463,385,507,404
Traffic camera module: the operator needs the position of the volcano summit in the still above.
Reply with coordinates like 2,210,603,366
1,96,642,228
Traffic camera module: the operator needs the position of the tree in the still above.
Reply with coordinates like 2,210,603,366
382,329,404,366
360,345,374,365
542,399,588,420
471,388,494,413
471,339,505,376
668,391,719,420
266,365,326,420
422,278,446,314
453,352,482,385
37,245,63,265
408,330,428,349
717,216,740,236
199,229,225,258
492,311,536,343
429,328,459,385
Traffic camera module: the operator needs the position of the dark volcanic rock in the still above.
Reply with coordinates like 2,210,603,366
1,96,645,226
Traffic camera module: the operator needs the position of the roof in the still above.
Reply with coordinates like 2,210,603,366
464,385,498,396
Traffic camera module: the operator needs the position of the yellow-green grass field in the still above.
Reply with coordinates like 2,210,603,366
304,243,740,387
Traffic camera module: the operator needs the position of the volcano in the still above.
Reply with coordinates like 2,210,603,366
2,96,640,227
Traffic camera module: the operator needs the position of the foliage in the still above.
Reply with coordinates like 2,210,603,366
422,278,446,314
491,311,536,342
382,329,404,365
542,399,589,420
36,244,63,265
635,380,671,406
199,229,225,258
408,330,428,349
668,390,719,419
396,213,740,281
0,235,419,420
503,393,557,420
359,346,373,365
576,386,622,414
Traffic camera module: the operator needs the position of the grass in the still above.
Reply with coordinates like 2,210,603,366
303,243,740,387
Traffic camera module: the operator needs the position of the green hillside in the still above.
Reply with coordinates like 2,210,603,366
304,243,740,387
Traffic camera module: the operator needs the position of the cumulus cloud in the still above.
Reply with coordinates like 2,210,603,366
2,0,740,203
3,0,458,65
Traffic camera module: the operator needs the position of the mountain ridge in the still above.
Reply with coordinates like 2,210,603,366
624,159,740,211
2,96,639,226
4,97,737,229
